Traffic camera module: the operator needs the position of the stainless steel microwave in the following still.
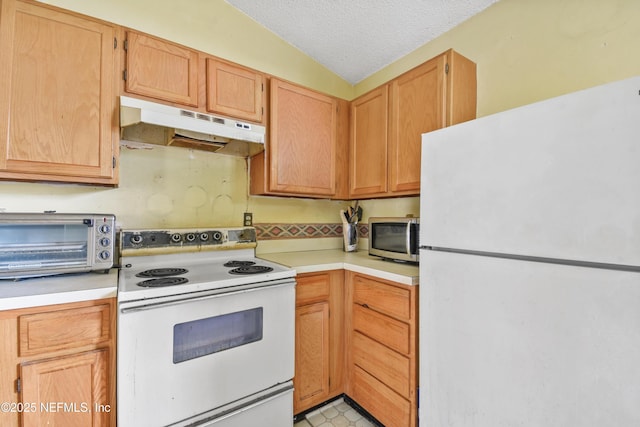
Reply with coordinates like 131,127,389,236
368,217,419,263
0,212,116,279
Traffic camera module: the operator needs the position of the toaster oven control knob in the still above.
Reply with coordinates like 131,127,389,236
212,231,222,241
199,233,209,241
99,237,111,247
98,250,111,260
185,233,196,242
130,234,143,245
99,224,111,234
171,233,182,243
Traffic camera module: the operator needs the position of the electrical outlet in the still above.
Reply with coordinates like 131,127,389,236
243,212,253,226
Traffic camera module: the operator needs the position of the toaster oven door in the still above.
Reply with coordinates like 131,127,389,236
0,220,91,278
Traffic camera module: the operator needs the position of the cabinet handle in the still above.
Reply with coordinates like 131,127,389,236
362,303,370,309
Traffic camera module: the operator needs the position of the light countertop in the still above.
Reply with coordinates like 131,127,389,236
0,269,118,311
259,249,419,286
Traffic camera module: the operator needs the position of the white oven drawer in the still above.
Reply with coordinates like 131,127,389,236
195,383,293,427
117,280,295,427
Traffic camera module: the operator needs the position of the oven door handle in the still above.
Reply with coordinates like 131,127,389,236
119,279,295,313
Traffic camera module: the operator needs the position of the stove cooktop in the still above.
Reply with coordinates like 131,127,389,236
117,227,295,303
118,250,294,302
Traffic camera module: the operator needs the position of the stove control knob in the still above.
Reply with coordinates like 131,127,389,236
185,233,196,242
99,237,111,247
130,234,143,245
199,233,209,241
98,250,111,260
171,233,182,243
212,231,222,241
99,224,111,234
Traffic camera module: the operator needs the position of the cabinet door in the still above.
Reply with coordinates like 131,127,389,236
21,349,110,427
388,55,446,194
125,31,199,107
294,301,330,413
269,78,337,196
0,0,117,184
206,58,263,123
350,85,389,197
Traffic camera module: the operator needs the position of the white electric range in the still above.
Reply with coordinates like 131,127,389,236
117,227,296,427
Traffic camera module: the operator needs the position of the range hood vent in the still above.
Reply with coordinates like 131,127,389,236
119,96,265,157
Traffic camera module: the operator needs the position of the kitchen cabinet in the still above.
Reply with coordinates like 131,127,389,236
250,78,349,199
124,30,199,107
123,30,266,124
206,58,264,122
294,271,345,414
350,49,476,198
349,85,389,196
0,0,119,185
346,271,418,427
0,298,116,427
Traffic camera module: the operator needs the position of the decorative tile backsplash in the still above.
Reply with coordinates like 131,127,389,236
255,223,368,240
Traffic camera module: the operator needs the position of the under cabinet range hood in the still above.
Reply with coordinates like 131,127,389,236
119,96,265,157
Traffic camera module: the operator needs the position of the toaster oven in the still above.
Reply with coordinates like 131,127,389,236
0,212,116,279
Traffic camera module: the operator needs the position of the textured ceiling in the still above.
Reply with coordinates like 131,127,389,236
225,0,499,84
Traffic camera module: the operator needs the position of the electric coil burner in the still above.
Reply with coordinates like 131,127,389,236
223,259,274,275
117,226,296,427
223,260,255,268
136,267,189,277
135,267,190,287
229,265,274,275
137,276,189,287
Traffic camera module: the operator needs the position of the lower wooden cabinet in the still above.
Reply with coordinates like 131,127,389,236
0,298,116,427
294,270,345,414
346,271,418,427
293,269,418,425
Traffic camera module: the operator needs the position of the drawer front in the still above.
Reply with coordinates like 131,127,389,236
352,275,411,320
351,365,411,427
19,303,111,357
296,273,330,305
353,303,410,354
352,331,410,397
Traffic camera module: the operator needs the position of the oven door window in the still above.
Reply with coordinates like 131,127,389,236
173,307,263,363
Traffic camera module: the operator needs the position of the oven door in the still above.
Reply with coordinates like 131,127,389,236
117,279,295,427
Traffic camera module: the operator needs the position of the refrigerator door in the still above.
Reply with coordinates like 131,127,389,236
420,77,640,267
419,249,640,427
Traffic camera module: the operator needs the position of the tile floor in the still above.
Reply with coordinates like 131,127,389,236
294,398,376,427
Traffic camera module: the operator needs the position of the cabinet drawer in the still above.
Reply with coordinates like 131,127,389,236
353,303,409,354
351,365,411,427
352,275,411,320
19,303,111,357
296,273,330,305
352,331,410,397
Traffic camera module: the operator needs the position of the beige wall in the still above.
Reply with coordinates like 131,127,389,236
2,0,639,251
357,0,640,116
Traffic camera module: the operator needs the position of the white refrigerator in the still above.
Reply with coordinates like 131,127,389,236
419,76,640,426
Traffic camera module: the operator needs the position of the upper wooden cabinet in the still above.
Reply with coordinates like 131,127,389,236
206,58,264,122
250,78,349,199
124,31,199,107
350,49,476,198
349,85,389,197
123,30,265,124
0,0,118,185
